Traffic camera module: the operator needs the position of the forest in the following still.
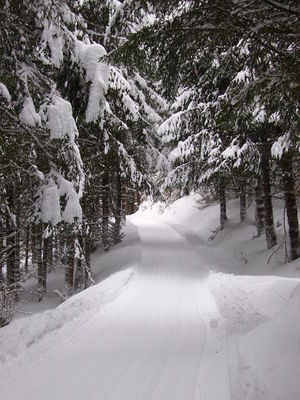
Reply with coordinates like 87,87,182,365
0,0,299,327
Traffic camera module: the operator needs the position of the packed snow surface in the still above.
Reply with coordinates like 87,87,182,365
1,195,299,400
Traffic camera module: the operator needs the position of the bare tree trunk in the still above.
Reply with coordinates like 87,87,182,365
36,223,45,294
136,190,141,210
102,169,110,250
24,225,30,274
85,237,92,286
0,229,4,287
113,172,123,244
31,223,39,271
53,229,59,267
280,155,300,260
65,230,75,293
15,207,21,278
121,181,127,224
240,184,246,222
5,189,19,287
219,179,227,231
48,233,53,271
260,145,277,249
37,224,48,291
255,180,265,237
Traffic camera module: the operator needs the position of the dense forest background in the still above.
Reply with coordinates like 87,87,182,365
0,0,299,326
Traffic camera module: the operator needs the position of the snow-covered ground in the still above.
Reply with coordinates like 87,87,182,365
137,195,300,400
0,194,299,400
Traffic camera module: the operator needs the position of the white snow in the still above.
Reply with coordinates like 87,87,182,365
0,268,134,375
1,194,299,400
40,178,61,225
19,96,41,127
45,95,78,140
61,187,82,223
75,41,109,123
271,133,291,159
133,194,300,399
40,21,64,67
157,111,184,141
0,82,11,103
233,67,251,83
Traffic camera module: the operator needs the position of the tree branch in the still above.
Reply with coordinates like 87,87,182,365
262,0,300,16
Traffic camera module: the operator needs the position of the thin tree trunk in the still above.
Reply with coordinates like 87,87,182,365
36,223,45,293
280,154,300,260
5,192,19,287
102,169,110,250
31,223,39,270
24,225,30,274
53,230,59,267
219,179,227,230
136,190,141,210
85,237,92,287
121,181,127,224
113,172,123,244
48,233,53,271
38,224,49,291
0,230,4,287
240,184,246,222
15,207,21,278
65,230,75,292
260,145,277,249
255,180,265,237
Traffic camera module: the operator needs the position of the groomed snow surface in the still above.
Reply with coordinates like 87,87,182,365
1,195,299,400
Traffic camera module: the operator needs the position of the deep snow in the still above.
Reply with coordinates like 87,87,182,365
0,194,299,400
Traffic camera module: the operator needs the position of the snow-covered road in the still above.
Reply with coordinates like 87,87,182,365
2,219,232,400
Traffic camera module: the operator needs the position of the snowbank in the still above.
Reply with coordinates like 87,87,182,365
238,283,300,400
208,273,268,335
0,269,134,366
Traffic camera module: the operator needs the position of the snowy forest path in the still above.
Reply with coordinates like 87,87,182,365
1,218,232,400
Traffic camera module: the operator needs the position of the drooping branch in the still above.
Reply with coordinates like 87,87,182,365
262,0,300,16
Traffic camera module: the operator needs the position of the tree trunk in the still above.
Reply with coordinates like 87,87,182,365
260,145,277,249
15,206,21,278
219,179,227,230
255,180,265,237
48,233,53,271
280,155,300,260
113,172,123,244
5,195,19,287
38,224,48,291
121,181,127,223
102,169,110,250
24,225,30,274
65,230,75,292
0,230,4,287
84,236,92,287
240,184,246,222
31,223,39,270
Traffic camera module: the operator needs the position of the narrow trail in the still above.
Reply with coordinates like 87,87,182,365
1,219,232,400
